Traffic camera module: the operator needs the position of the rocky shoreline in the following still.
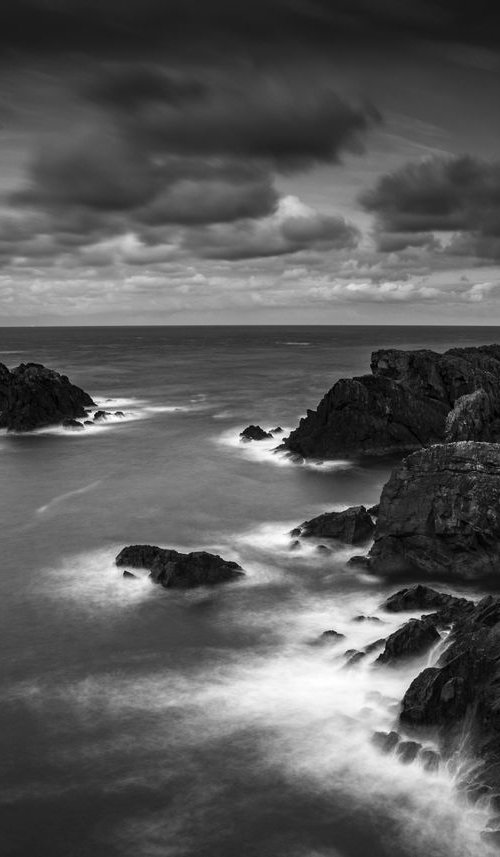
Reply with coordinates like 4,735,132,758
14,346,500,840
230,343,500,837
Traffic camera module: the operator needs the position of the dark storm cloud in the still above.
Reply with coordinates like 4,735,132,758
9,61,376,256
0,1,499,57
183,209,359,261
362,156,500,256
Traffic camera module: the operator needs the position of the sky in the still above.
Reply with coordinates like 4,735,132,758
0,1,499,325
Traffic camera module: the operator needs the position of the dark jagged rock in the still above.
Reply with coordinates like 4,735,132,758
281,345,500,459
319,630,345,642
62,419,84,430
368,442,500,582
376,617,440,665
94,410,111,421
368,503,380,517
123,570,138,579
372,730,400,753
353,615,382,623
115,544,244,589
0,362,95,432
270,426,283,434
381,585,474,622
240,424,272,441
398,595,500,797
292,505,374,545
445,389,496,442
396,740,422,764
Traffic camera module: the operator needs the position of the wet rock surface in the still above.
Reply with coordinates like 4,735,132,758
376,617,441,665
291,505,375,545
116,544,244,589
0,362,95,431
368,442,500,582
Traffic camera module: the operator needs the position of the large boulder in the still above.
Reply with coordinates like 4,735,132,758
398,596,500,795
281,345,500,459
368,442,500,582
291,505,374,545
115,544,244,589
0,362,95,431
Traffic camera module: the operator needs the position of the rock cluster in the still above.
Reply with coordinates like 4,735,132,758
116,544,244,588
0,362,95,431
281,345,500,459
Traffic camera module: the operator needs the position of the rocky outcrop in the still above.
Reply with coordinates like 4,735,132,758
115,544,244,588
398,595,500,802
376,617,440,665
381,585,474,622
0,362,95,431
281,345,500,459
291,505,374,545
240,424,272,441
368,442,500,582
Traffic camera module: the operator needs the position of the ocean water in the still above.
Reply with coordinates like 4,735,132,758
1,325,500,857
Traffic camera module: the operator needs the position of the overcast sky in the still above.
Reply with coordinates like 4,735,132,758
0,0,499,325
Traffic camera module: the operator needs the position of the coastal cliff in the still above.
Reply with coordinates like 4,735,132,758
282,345,500,459
0,362,95,431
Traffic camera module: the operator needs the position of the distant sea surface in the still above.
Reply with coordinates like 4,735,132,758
2,325,500,857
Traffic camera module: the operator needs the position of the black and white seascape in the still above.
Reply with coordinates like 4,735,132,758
1,4,500,857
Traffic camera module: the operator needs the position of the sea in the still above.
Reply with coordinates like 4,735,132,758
1,325,500,857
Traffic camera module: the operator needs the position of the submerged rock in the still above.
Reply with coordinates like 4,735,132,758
115,544,244,589
0,362,95,432
122,570,138,579
372,730,400,753
240,424,272,441
62,418,84,430
368,442,500,582
319,630,345,643
280,345,500,459
292,505,375,545
376,617,440,665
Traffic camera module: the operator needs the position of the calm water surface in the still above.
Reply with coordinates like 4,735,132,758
1,326,499,857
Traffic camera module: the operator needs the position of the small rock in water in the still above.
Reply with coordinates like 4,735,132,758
93,410,110,421
346,555,371,569
353,615,382,623
240,424,272,441
396,740,421,764
115,411,125,417
319,630,345,642
62,419,84,430
420,748,440,772
289,540,301,551
123,570,138,579
371,731,400,753
316,544,331,554
84,420,94,426
270,426,283,433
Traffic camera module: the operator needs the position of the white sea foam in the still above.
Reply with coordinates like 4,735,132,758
216,426,354,472
36,480,102,514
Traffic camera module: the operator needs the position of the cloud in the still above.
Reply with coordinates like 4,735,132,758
183,196,359,260
0,1,498,58
361,155,500,258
